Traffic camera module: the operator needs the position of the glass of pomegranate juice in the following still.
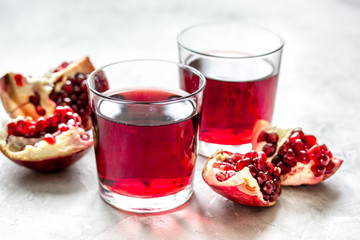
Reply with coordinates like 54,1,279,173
87,60,205,213
178,22,284,156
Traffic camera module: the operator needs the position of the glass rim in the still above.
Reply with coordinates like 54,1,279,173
177,22,285,59
87,59,206,105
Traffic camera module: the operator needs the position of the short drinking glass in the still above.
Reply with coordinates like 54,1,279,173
87,60,205,213
178,22,284,156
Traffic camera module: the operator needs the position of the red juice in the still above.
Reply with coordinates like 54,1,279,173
187,57,278,145
92,88,199,198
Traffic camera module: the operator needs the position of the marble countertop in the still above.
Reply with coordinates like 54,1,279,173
0,0,359,239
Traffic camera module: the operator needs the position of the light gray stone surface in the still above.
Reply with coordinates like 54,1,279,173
0,0,359,239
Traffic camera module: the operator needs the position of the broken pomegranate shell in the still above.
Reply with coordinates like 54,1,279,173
0,57,108,130
252,120,343,186
0,106,93,171
202,150,281,207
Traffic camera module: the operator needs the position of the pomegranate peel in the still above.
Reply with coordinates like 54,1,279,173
0,57,102,130
202,150,280,207
0,112,93,171
252,120,343,186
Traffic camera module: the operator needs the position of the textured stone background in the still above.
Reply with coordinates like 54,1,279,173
0,0,359,239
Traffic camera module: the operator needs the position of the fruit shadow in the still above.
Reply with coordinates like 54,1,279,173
11,165,85,195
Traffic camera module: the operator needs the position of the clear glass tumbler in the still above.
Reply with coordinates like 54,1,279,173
178,22,284,156
87,60,205,213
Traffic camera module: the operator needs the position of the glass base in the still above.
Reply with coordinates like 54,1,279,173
199,140,252,157
99,182,193,213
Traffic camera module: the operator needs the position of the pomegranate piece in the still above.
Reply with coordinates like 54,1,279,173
0,57,109,130
0,106,93,171
202,150,281,207
252,120,343,186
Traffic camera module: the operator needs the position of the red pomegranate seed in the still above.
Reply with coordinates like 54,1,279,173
244,150,258,160
248,165,257,177
266,133,279,144
263,143,276,157
235,158,252,171
26,125,37,138
36,117,47,132
314,166,326,177
14,74,23,86
273,167,281,177
63,81,72,94
47,115,58,128
16,120,28,134
7,123,16,135
54,106,66,118
266,161,275,173
325,161,336,174
262,181,274,195
289,132,301,145
319,144,329,153
304,135,317,148
63,106,73,113
219,162,235,171
291,129,305,139
216,172,227,182
36,105,46,116
260,151,267,163
256,171,267,186
233,153,244,161
44,133,56,145
296,150,310,163
257,131,268,142
253,157,263,170
293,139,304,153
29,94,40,105
58,123,70,132
309,145,321,159
318,154,330,166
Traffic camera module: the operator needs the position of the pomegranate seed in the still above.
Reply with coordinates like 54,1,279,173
289,132,301,145
27,125,37,138
319,144,329,153
293,139,304,153
64,98,72,104
244,150,258,160
296,150,310,163
233,153,244,161
226,170,236,179
219,162,235,171
272,156,281,165
318,154,330,166
248,165,257,177
235,158,252,171
14,74,23,86
257,131,268,142
216,172,227,182
266,161,275,173
80,81,88,93
256,171,267,186
260,151,267,163
291,129,305,139
262,181,274,195
67,119,76,126
36,105,46,116
63,81,72,93
266,133,279,144
304,135,317,148
63,106,73,113
36,117,47,132
269,194,279,202
54,106,66,118
314,166,326,177
262,143,276,157
29,94,40,105
325,161,336,174
273,167,281,177
16,120,28,134
284,149,295,160
7,123,16,135
253,157,262,170
47,115,58,128
58,123,70,132
309,145,321,159
263,194,270,201
44,133,56,145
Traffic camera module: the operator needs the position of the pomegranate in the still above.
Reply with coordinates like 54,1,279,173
252,120,343,186
0,57,108,130
202,150,281,207
0,106,93,171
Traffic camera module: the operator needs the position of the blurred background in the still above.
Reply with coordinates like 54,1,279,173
0,0,359,239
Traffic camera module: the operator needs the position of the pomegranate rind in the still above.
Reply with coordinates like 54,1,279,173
0,57,95,129
0,117,93,171
252,120,343,186
202,150,276,207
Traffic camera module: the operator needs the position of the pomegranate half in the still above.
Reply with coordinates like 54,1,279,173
202,150,281,207
0,106,93,171
0,57,108,130
252,120,343,186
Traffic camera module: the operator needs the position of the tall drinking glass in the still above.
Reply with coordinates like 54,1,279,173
178,22,284,156
87,60,205,213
